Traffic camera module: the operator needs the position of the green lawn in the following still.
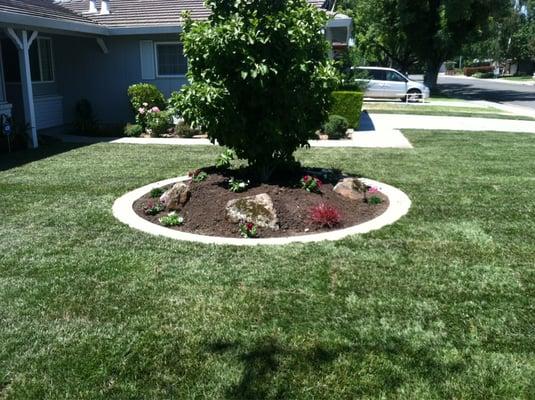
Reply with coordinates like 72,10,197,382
363,103,535,121
1,131,535,399
500,75,534,82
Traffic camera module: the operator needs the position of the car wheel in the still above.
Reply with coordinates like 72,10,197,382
405,89,422,102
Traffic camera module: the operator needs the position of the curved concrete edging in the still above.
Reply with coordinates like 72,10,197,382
112,176,412,246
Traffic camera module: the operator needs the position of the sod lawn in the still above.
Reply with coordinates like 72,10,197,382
1,130,535,399
363,103,535,121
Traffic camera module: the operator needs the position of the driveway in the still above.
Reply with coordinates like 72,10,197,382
437,75,535,110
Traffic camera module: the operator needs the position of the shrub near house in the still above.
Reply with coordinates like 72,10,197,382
330,91,364,129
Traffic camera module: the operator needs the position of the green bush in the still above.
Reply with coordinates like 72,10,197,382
323,115,349,139
123,123,143,137
174,0,339,179
127,83,166,130
146,110,171,138
330,91,363,129
127,83,166,111
174,123,200,138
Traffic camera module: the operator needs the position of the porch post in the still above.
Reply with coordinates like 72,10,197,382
6,28,38,149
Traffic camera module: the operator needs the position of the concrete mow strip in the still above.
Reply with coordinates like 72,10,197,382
112,176,412,246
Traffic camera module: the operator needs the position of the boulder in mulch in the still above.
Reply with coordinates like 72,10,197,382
225,193,279,230
333,178,368,200
160,182,191,210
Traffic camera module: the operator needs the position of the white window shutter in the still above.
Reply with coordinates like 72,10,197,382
140,40,155,80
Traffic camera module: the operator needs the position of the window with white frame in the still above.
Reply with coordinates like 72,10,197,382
155,42,187,77
29,37,54,82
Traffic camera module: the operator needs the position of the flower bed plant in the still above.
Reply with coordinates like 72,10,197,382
133,169,388,239
301,175,322,193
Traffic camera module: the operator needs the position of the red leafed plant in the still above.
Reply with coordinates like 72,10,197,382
310,203,341,228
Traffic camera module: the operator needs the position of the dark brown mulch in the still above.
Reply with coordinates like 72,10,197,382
133,169,389,239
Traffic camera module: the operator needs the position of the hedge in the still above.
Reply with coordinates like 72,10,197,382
330,91,364,129
463,66,494,77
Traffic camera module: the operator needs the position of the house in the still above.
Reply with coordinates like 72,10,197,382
0,0,353,149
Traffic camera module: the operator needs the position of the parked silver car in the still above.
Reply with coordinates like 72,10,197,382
354,67,430,101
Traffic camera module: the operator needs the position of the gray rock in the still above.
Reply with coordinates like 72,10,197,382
160,182,191,210
333,178,367,200
225,193,279,230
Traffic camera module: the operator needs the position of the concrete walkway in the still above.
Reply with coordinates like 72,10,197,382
363,113,535,134
46,127,414,149
46,101,535,150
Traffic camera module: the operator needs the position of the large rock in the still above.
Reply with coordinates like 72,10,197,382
160,182,191,210
225,193,279,230
333,178,367,200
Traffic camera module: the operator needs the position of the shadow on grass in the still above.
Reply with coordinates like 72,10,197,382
206,335,468,399
0,141,86,172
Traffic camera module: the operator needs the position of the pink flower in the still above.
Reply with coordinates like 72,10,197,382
368,186,379,194
151,106,160,113
246,222,254,230
303,175,310,182
138,107,145,114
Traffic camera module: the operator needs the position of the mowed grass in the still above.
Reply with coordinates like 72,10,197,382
363,103,535,121
1,131,535,399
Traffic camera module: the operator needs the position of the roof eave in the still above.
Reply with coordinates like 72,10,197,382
0,11,108,36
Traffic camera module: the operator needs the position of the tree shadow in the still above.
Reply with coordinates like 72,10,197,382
205,334,469,399
438,82,535,105
0,141,86,172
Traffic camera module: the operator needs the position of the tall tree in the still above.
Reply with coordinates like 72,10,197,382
337,0,418,73
339,0,509,88
398,0,509,88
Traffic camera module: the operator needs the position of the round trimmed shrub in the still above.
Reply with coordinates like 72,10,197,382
127,83,166,113
323,115,349,139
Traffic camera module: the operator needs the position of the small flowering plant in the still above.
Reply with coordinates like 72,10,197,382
310,203,341,228
239,222,258,238
228,177,249,193
366,186,383,205
143,200,165,215
159,211,184,227
135,102,150,129
301,175,322,193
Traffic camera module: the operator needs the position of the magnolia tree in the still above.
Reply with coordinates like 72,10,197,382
174,0,338,179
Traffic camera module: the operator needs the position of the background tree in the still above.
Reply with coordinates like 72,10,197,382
174,0,338,179
461,0,535,68
339,0,509,88
397,0,509,88
337,0,418,74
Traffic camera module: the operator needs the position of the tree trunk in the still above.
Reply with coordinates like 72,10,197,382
424,59,442,91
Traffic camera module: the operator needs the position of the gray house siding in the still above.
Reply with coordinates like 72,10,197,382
53,33,186,127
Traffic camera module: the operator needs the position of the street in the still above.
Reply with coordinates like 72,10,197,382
437,75,535,110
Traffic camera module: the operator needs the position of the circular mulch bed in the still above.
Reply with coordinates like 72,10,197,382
113,169,411,246
131,168,389,239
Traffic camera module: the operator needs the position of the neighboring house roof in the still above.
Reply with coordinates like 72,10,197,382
0,0,333,30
